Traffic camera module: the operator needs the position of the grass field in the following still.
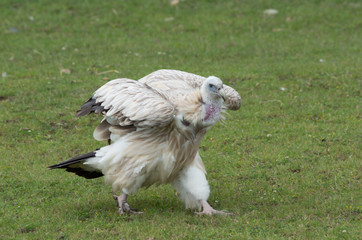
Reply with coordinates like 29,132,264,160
0,0,361,239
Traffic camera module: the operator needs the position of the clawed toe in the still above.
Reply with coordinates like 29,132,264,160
195,209,235,216
197,200,235,216
214,210,235,216
117,206,143,215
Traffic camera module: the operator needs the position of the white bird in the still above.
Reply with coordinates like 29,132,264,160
49,69,241,215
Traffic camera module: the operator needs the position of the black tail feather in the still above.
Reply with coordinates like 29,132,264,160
64,167,103,179
48,151,97,169
49,150,103,179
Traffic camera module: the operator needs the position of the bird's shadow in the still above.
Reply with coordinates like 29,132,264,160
73,193,187,219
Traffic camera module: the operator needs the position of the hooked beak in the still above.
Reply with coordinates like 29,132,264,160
219,88,226,101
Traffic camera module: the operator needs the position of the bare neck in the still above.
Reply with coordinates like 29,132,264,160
202,98,222,126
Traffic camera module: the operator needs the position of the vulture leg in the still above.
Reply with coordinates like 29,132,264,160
172,156,234,216
112,192,143,215
196,200,234,216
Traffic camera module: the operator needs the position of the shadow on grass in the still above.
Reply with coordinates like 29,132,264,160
72,193,188,219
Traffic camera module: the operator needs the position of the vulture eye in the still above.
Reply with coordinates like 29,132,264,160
209,84,216,91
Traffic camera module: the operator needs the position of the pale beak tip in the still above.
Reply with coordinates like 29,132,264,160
219,89,226,101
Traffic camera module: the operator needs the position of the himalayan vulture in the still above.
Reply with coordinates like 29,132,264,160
49,69,241,215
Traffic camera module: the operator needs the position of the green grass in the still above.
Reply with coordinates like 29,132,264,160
0,0,361,239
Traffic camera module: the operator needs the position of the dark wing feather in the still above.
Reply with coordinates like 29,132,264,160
76,97,105,117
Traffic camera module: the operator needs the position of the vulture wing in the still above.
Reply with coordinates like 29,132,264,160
139,69,241,110
76,78,176,128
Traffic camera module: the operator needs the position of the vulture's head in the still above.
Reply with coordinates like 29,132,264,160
202,76,226,103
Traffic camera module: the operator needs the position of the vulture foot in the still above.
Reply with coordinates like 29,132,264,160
196,209,234,216
112,192,143,215
196,200,235,216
